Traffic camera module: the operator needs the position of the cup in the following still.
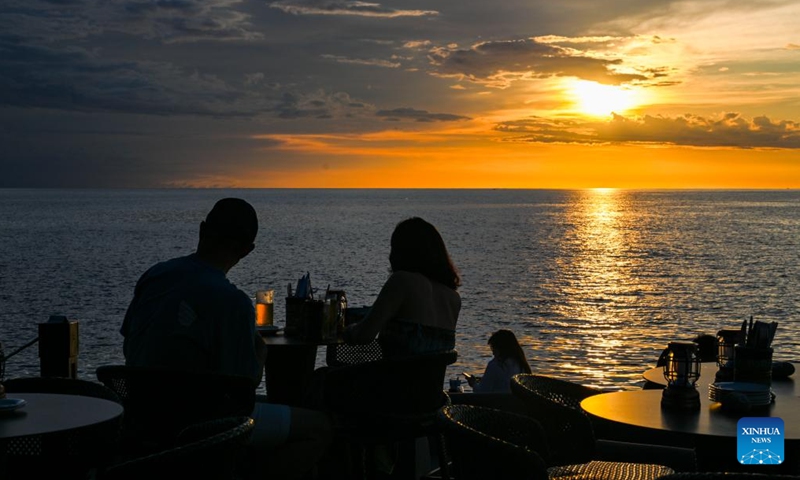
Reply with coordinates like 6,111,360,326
449,378,464,393
255,290,275,327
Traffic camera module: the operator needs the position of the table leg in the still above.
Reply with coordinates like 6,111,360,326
264,345,318,406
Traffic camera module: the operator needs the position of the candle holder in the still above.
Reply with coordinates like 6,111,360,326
661,342,701,410
715,329,740,382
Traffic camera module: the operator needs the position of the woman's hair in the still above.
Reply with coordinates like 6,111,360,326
389,217,461,290
488,329,531,374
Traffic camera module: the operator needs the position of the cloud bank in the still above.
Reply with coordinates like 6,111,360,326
496,113,800,149
375,108,469,122
269,1,437,18
428,38,651,88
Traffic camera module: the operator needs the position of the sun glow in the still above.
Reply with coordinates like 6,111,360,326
570,80,638,116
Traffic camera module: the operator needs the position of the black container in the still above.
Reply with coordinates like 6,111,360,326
284,297,324,340
734,346,773,385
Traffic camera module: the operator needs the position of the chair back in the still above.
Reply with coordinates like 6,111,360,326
100,416,254,480
510,374,600,465
3,376,124,480
436,404,550,480
324,349,457,416
96,365,255,454
325,339,383,367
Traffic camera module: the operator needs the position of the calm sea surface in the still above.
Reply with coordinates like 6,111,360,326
1,189,798,391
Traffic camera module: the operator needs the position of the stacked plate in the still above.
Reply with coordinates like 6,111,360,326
709,382,773,406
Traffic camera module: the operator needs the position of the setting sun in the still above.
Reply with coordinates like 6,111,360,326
569,80,639,116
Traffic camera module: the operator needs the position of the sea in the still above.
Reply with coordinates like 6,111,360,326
1,189,798,392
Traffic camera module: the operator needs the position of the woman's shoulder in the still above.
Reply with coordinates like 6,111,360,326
391,271,459,293
389,270,427,283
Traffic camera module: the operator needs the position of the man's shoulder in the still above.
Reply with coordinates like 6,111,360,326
142,254,195,277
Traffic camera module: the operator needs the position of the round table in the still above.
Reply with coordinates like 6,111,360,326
581,389,800,440
260,330,343,405
0,392,124,439
582,376,800,472
1,392,124,477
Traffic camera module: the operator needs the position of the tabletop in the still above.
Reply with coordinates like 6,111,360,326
258,329,344,346
0,392,124,440
581,388,800,440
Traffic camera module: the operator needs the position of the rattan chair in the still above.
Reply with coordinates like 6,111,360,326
3,376,124,480
325,339,383,367
437,404,676,480
511,374,697,472
99,416,254,480
95,365,255,457
323,349,458,480
510,374,602,464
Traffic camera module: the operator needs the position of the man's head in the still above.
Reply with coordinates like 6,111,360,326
198,198,258,268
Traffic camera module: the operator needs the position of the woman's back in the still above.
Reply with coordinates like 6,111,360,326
376,271,460,357
391,271,460,330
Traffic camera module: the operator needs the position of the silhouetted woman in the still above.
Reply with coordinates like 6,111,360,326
468,329,532,393
344,217,461,356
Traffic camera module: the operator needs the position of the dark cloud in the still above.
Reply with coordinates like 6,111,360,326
375,107,469,122
275,90,372,119
320,54,400,68
428,38,649,87
0,36,274,116
1,0,260,44
495,113,800,149
269,1,438,18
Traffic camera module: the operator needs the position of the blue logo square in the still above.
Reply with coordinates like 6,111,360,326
738,417,784,465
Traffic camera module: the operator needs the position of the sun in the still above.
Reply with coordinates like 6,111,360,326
569,80,639,117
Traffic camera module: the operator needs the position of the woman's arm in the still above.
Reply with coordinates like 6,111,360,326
344,272,407,344
472,358,505,393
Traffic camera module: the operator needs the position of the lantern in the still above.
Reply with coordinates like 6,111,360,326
715,329,740,381
661,342,701,410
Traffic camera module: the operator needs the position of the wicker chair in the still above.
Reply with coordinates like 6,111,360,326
511,374,697,472
2,376,124,480
95,365,255,457
323,349,458,480
99,416,254,480
438,404,676,480
510,374,603,464
326,338,383,367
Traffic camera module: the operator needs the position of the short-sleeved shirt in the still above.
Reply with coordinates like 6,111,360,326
121,254,260,381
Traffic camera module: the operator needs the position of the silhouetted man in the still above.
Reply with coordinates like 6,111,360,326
121,197,330,479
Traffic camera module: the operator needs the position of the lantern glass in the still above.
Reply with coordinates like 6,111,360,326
716,329,739,368
663,342,700,388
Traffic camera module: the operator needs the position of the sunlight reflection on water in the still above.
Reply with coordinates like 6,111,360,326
1,188,798,393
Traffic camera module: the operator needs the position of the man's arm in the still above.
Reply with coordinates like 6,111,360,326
217,292,264,386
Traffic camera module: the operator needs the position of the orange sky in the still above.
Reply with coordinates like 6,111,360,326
4,0,800,188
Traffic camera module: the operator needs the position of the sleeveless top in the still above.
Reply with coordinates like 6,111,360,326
378,319,456,358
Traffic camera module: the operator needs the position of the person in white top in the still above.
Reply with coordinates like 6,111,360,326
468,329,532,393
